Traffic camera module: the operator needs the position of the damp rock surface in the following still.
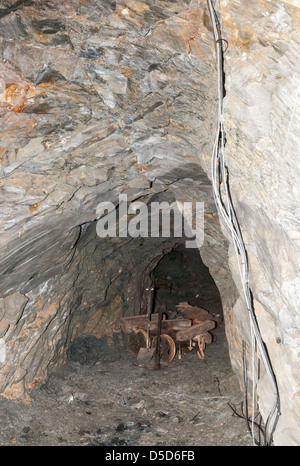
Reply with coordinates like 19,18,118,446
0,326,253,446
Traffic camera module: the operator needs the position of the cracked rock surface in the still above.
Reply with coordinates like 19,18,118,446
0,0,299,447
0,0,227,400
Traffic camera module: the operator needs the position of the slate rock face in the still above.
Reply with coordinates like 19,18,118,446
0,0,227,398
219,0,300,446
0,0,299,446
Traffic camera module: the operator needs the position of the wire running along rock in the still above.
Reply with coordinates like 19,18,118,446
206,0,281,446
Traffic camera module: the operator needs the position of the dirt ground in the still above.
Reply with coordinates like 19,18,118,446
0,325,254,447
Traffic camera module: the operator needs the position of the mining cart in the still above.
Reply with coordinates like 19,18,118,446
120,302,221,365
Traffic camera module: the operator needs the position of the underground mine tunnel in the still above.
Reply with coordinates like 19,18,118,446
0,0,299,448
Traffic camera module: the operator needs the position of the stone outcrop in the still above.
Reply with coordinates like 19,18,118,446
0,0,299,446
217,0,300,445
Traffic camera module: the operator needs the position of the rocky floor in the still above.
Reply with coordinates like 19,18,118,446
0,326,254,447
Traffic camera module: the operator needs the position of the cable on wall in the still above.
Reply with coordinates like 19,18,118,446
206,0,281,446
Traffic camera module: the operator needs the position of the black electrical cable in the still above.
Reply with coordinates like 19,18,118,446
227,402,265,446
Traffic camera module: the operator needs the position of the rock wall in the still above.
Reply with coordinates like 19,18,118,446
0,0,299,446
0,0,235,398
217,0,300,446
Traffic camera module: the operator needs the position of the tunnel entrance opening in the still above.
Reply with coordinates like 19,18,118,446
0,233,253,446
152,246,223,319
0,177,252,446
122,245,225,368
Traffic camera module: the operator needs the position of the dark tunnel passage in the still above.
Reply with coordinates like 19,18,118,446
121,245,225,368
0,222,253,446
152,246,223,318
67,240,225,367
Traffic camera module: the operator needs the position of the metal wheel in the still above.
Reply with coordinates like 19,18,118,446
128,329,148,356
152,334,176,362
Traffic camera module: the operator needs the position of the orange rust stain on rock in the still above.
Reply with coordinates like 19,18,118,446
34,31,48,43
163,133,183,143
236,29,256,50
29,203,40,216
184,154,195,160
26,120,36,137
4,84,27,113
2,380,31,404
135,163,160,172
26,376,49,392
204,212,219,225
121,68,133,78
4,83,45,114
37,77,55,88
166,118,185,130
29,203,38,212
176,8,209,55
